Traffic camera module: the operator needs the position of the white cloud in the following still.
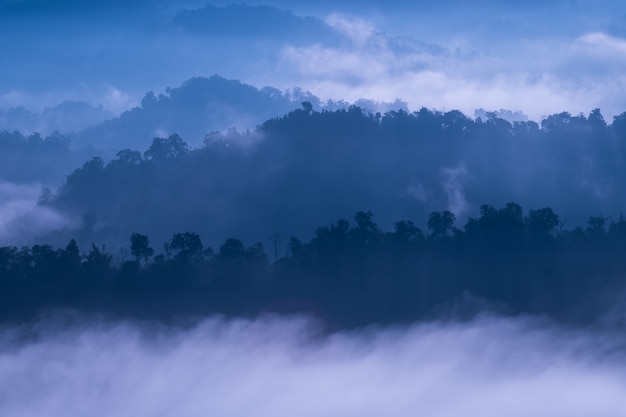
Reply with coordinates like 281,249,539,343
575,32,626,58
324,13,377,46
1,314,625,416
275,23,626,121
102,85,137,114
442,164,468,218
281,44,391,82
0,90,27,109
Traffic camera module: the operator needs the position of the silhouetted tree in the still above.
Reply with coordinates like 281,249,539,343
130,233,154,264
427,211,456,239
168,232,205,264
527,207,560,236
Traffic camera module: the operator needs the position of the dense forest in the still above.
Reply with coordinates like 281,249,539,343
0,76,406,186
3,102,626,327
2,202,626,327
5,3,626,416
42,104,626,251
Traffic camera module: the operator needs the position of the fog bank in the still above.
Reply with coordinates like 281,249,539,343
0,181,70,245
1,314,625,416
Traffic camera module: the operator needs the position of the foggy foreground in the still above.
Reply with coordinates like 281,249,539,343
1,313,626,417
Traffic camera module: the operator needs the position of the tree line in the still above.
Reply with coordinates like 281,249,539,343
2,203,626,327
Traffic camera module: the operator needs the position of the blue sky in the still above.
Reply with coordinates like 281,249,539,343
1,0,625,119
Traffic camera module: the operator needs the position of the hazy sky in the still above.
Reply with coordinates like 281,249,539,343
1,0,625,120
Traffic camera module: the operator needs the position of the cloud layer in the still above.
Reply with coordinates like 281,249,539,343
2,2,626,121
275,14,626,120
2,314,626,417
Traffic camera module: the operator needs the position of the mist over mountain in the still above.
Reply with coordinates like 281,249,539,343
0,102,113,135
67,75,407,150
4,2,626,414
0,130,102,185
0,129,102,244
68,76,308,150
0,75,406,244
34,105,626,253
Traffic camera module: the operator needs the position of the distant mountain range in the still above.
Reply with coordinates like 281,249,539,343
1,75,408,151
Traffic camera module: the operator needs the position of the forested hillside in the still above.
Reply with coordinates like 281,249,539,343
4,102,626,326
45,105,626,249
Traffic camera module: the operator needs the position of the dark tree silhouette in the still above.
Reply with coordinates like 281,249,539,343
130,233,154,264
0,203,626,326
168,232,205,264
427,211,456,239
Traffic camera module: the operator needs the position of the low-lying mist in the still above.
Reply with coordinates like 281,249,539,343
0,181,71,245
2,313,625,416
